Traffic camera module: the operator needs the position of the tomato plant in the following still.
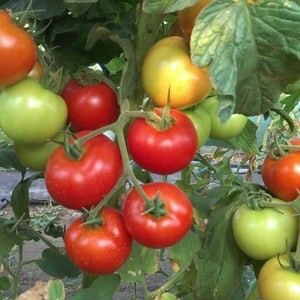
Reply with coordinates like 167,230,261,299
258,253,300,300
199,96,248,140
0,10,37,87
45,131,123,210
61,79,120,131
0,78,67,144
122,182,193,248
262,138,300,201
232,198,298,261
183,105,211,147
64,207,132,275
141,36,212,109
126,108,198,174
0,1,300,299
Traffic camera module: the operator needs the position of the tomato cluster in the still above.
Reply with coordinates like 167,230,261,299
0,11,68,171
231,137,300,298
262,138,300,202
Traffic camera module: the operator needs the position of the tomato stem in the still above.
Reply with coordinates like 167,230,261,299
143,193,167,218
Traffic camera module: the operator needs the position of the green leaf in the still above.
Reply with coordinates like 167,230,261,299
10,172,44,219
0,219,22,263
194,191,248,299
89,274,121,299
143,0,198,13
31,0,66,20
191,1,300,116
37,248,81,279
70,288,102,300
47,279,65,300
0,276,11,290
227,119,259,154
118,242,158,283
169,231,201,269
0,144,26,174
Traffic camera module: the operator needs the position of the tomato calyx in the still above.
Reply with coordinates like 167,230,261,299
269,136,300,159
145,106,175,131
82,208,103,229
63,132,84,160
143,193,167,218
277,247,300,273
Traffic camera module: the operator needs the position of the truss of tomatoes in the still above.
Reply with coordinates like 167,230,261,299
262,138,300,202
44,109,196,275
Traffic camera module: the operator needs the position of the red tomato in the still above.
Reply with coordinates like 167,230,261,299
61,79,120,131
64,207,132,275
0,10,37,86
126,109,198,175
122,182,193,248
45,131,123,210
262,138,300,201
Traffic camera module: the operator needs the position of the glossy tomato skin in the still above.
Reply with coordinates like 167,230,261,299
0,78,67,144
64,207,132,275
14,132,65,171
262,138,300,201
258,253,300,300
61,79,120,131
177,0,211,40
232,198,298,261
0,10,37,87
45,131,123,210
183,106,211,148
27,60,44,80
141,36,212,109
122,182,193,248
126,109,198,175
199,96,248,140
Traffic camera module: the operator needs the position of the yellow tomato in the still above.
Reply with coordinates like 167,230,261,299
141,36,212,109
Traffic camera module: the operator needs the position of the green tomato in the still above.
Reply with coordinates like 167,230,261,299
232,198,298,261
0,78,67,144
14,131,65,171
199,96,248,140
183,106,211,147
258,253,300,300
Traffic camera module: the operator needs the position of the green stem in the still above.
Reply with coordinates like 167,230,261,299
11,242,24,299
146,265,188,299
115,114,153,204
23,226,62,254
293,217,300,271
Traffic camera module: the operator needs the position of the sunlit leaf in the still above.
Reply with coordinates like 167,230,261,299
191,1,300,116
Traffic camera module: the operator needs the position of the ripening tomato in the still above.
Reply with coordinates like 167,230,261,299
199,96,248,140
262,138,300,201
45,131,123,210
122,182,193,249
0,10,37,86
126,108,198,175
258,253,300,300
61,79,120,131
64,207,132,275
0,78,67,144
232,198,298,261
27,60,44,80
183,105,211,147
14,132,65,171
178,0,212,40
141,36,212,109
